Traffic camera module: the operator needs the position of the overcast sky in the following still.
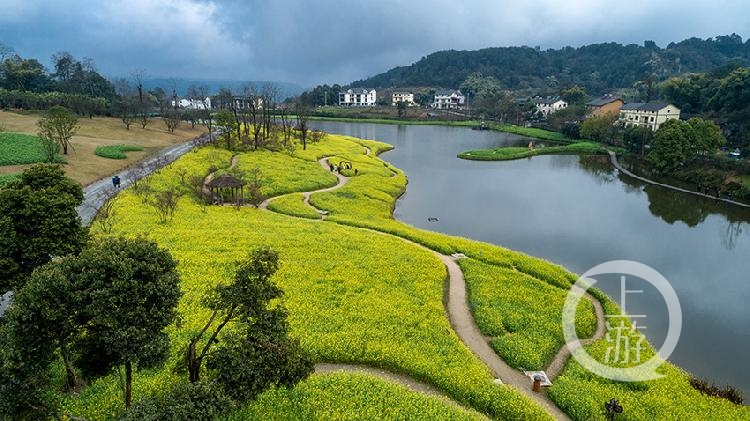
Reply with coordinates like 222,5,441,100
1,0,748,87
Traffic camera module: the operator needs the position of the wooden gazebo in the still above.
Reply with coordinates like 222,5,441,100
206,174,245,205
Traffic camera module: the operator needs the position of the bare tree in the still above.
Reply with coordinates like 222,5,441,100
246,166,265,207
309,129,327,145
279,106,296,155
94,192,118,234
162,90,181,133
295,99,310,150
184,174,212,212
260,83,279,140
132,70,150,129
150,189,181,223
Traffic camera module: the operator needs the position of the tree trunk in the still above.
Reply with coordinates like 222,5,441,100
63,143,69,155
187,342,201,383
60,341,79,390
124,361,132,408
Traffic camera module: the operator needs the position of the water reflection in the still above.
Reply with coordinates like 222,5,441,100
575,155,750,248
311,120,750,397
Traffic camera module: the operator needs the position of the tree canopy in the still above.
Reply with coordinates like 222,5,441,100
648,118,725,173
0,237,182,417
188,246,313,401
351,34,750,94
0,165,86,291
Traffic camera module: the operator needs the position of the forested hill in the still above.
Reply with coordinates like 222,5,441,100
351,34,750,93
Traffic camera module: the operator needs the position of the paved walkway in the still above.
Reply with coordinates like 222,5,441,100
608,150,750,208
77,132,215,226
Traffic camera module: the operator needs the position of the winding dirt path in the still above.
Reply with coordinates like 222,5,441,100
545,291,606,380
258,157,348,216
313,363,485,417
258,150,609,420
608,150,750,208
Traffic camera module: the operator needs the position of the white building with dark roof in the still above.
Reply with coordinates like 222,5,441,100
392,92,416,107
339,88,377,106
533,96,568,116
432,90,465,109
619,102,680,131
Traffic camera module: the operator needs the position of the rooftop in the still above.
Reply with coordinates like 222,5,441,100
620,102,672,111
206,174,245,189
586,97,623,107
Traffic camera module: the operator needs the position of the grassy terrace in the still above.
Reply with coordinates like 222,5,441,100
67,133,749,420
458,142,607,161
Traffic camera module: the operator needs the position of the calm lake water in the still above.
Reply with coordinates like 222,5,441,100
311,120,750,398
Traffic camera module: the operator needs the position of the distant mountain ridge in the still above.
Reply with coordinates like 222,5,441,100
350,34,750,94
142,78,304,100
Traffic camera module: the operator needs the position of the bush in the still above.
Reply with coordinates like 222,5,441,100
689,377,744,405
120,381,233,421
94,144,144,159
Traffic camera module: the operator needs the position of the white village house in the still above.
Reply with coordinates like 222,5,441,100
171,97,212,110
619,102,681,131
432,89,465,109
339,88,377,106
533,96,568,116
392,92,416,107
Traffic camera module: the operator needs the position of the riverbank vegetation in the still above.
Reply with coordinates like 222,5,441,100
458,141,605,161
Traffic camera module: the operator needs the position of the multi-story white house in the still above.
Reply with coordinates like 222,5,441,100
619,102,681,131
432,90,465,109
339,88,377,106
392,92,416,107
171,97,212,110
533,97,568,116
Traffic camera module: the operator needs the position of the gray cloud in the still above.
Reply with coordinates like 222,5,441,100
1,0,748,87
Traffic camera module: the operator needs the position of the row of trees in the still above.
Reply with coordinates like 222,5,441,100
352,34,750,94
0,45,116,99
0,166,312,419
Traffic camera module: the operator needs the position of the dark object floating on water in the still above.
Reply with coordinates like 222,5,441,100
427,217,439,222
472,122,489,131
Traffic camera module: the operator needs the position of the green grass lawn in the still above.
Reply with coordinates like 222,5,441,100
458,142,606,161
94,144,144,159
0,172,20,185
0,132,64,165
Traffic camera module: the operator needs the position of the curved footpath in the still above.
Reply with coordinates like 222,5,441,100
608,150,750,209
261,152,609,420
314,363,484,417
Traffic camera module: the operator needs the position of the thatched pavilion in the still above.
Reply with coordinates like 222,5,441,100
206,174,245,205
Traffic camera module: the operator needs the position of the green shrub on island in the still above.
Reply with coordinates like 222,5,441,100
95,144,144,159
458,141,606,161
